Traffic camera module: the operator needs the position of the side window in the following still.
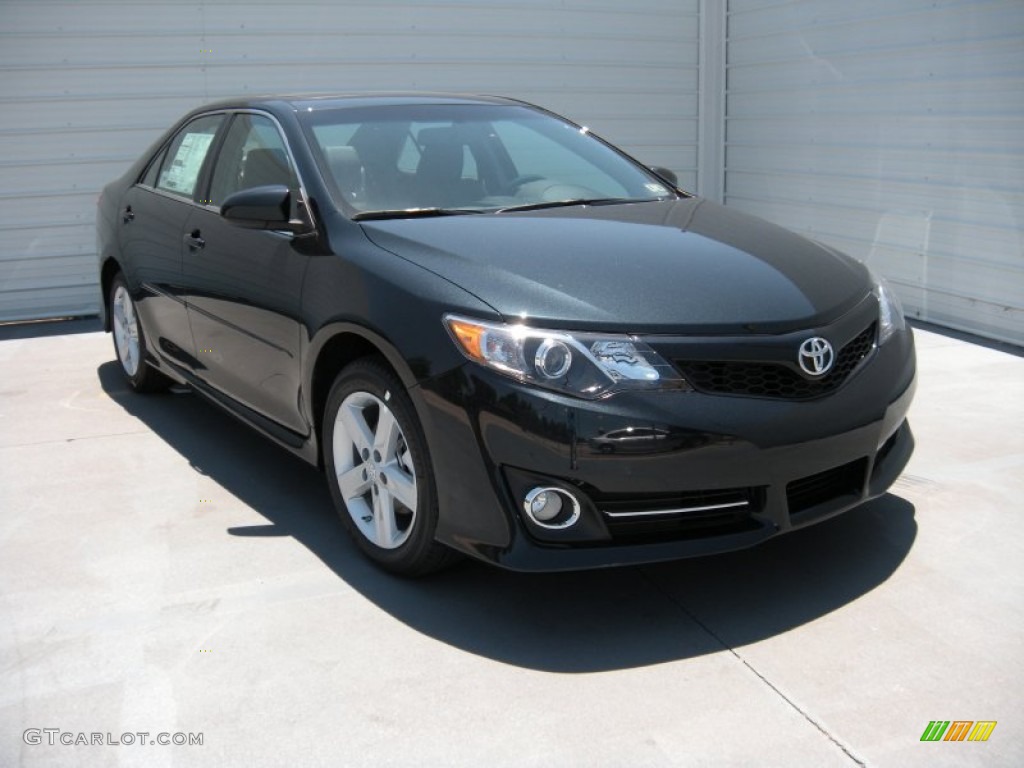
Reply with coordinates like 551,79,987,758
155,114,224,198
141,146,167,187
208,114,295,207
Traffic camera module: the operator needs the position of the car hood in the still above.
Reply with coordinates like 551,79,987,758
359,197,871,334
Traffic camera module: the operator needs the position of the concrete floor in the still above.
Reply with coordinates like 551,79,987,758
0,319,1021,767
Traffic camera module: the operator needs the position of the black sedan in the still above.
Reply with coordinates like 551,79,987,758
96,94,916,575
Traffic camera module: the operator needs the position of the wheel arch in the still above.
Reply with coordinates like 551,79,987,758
306,322,423,469
99,257,123,332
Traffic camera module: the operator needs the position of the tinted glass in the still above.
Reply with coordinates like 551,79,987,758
156,114,223,198
301,104,673,214
140,146,166,187
208,113,295,207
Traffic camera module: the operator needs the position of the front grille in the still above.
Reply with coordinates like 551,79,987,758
677,323,876,400
596,487,763,543
786,458,867,515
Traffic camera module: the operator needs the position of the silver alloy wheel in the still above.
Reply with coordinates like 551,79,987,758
332,390,418,549
112,284,140,376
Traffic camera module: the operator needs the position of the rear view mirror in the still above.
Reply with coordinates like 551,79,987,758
221,185,307,233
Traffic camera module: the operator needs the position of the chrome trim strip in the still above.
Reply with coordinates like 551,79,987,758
603,500,749,518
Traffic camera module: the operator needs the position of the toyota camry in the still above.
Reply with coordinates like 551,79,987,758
96,94,916,575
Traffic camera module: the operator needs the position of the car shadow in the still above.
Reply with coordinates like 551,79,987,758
98,360,917,673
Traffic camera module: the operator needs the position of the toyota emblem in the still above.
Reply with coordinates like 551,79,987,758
798,337,834,376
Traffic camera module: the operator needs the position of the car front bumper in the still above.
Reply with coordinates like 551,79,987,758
414,327,916,571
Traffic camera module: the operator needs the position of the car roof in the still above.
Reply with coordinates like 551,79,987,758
197,92,528,114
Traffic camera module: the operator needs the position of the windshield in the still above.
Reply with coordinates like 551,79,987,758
300,103,677,217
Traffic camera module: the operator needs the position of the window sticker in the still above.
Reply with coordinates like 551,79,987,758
159,132,215,194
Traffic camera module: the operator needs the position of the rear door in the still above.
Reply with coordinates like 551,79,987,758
120,113,224,371
181,112,309,436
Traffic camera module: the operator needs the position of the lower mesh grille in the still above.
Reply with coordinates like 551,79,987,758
786,459,867,514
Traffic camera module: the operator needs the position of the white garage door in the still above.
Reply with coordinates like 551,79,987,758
724,0,1024,345
0,0,700,322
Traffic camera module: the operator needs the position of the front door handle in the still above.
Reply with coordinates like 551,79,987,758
184,229,205,250
123,206,134,223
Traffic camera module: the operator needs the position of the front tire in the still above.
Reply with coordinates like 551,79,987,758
109,274,169,392
323,358,456,576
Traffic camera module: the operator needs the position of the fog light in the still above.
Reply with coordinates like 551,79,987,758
528,489,562,521
522,486,581,529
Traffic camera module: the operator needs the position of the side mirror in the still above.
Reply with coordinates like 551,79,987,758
650,166,679,187
221,185,308,233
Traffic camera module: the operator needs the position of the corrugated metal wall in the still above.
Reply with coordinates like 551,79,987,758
724,0,1024,344
0,0,700,322
4,0,1021,345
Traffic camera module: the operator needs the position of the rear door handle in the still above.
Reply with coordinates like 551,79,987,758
184,229,205,250
122,206,134,223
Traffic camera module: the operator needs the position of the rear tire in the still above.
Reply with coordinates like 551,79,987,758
324,358,457,576
109,274,170,393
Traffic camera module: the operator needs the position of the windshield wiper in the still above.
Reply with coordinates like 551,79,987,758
354,197,667,220
494,197,663,214
352,207,487,221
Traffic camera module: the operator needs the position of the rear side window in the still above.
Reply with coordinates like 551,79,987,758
140,147,166,187
156,114,224,198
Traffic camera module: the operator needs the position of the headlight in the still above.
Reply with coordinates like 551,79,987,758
444,315,690,399
870,269,906,345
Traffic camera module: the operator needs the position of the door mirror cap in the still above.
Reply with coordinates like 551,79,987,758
650,166,679,188
221,185,309,233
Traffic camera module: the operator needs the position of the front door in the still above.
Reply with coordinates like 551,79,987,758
182,113,309,436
